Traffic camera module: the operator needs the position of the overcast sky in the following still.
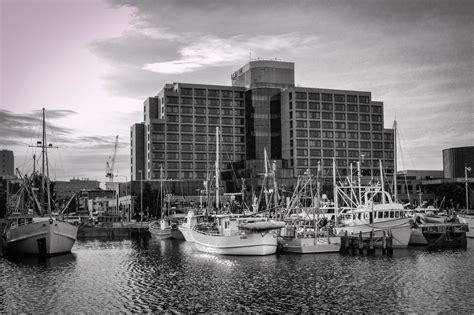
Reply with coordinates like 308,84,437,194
1,0,473,182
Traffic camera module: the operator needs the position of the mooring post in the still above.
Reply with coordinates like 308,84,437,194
358,231,363,254
387,230,393,255
382,230,387,254
369,231,374,254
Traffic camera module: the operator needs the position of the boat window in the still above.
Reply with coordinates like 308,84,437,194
390,211,394,218
378,211,383,219
358,213,361,220
384,211,389,218
395,211,399,218
224,221,229,229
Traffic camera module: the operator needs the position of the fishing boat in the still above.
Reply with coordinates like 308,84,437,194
191,128,284,255
178,210,206,242
334,160,413,248
278,164,340,254
148,165,172,240
2,108,78,255
458,212,474,238
421,217,468,249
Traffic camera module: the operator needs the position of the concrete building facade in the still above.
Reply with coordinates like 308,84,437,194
443,146,474,178
0,150,14,178
131,60,395,197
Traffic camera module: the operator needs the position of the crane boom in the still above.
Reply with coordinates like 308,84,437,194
106,135,119,182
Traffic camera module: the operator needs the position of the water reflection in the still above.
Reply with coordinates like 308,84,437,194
0,238,473,313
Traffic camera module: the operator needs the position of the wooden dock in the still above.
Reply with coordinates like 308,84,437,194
339,230,393,255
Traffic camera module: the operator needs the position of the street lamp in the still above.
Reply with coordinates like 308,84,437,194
466,165,471,212
138,170,143,222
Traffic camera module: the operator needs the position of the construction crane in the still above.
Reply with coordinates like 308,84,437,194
105,135,119,182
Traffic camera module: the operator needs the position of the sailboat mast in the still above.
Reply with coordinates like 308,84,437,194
393,120,398,202
160,165,163,220
41,108,46,214
215,127,220,211
379,160,386,204
44,109,52,214
333,158,338,227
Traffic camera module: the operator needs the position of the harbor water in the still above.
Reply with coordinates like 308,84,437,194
1,237,473,313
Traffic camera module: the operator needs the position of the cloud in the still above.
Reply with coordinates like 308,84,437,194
143,34,318,74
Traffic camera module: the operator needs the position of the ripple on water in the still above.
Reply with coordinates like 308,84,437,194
1,237,474,312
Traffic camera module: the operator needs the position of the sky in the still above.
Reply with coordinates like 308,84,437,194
1,0,473,183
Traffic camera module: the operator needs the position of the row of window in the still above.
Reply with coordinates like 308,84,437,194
151,124,244,134
292,157,393,167
291,111,382,122
151,143,245,154
293,148,386,158
166,97,245,107
179,88,244,98
291,92,370,104
292,139,386,149
292,102,380,113
166,106,244,116
166,115,245,125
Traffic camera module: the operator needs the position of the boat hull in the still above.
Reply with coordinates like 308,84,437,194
422,223,468,249
192,230,278,255
459,214,474,238
171,227,184,240
178,226,194,242
408,228,428,245
335,218,412,248
278,236,340,253
148,220,172,239
4,219,78,255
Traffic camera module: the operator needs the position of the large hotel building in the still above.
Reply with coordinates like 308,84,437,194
131,60,394,197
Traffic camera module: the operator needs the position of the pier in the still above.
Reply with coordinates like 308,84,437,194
339,230,393,255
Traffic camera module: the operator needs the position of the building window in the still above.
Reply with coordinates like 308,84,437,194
372,133,382,140
308,102,320,110
209,108,220,115
296,101,307,109
322,103,333,111
322,122,333,129
310,150,321,157
335,122,346,129
372,106,382,113
322,112,333,120
309,121,320,129
359,105,370,113
359,96,370,104
335,113,345,120
182,153,193,160
195,89,206,97
310,140,321,147
167,124,179,132
180,87,192,96
348,141,358,148
181,97,192,105
296,92,307,99
360,142,371,149
360,132,370,140
308,92,319,100
234,91,244,98
181,125,193,132
372,124,382,131
323,149,333,157
296,139,308,147
181,143,193,151
297,149,308,156
360,123,370,131
347,95,357,103
296,111,307,118
336,150,346,157
321,94,332,102
296,130,308,137
222,90,233,98
322,131,333,138
360,114,370,122
335,131,346,139
166,96,179,104
297,158,308,166
310,130,320,138
323,140,333,147
222,99,232,107
181,116,193,123
336,141,346,148
195,107,206,114
166,106,179,113
296,120,307,128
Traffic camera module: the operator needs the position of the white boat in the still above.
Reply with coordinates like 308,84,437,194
458,211,474,238
334,159,412,249
278,166,340,254
192,215,284,255
148,219,172,239
4,214,78,255
191,128,284,255
178,210,205,242
2,108,78,255
148,166,173,240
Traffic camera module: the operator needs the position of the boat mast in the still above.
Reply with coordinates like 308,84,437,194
314,162,321,245
379,160,385,204
333,158,338,227
44,108,52,215
160,164,163,220
215,127,220,212
393,120,398,203
41,108,46,215
466,165,471,211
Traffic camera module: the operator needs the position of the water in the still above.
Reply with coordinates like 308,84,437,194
1,237,473,313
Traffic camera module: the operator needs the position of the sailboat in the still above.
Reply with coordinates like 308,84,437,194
2,108,78,255
191,128,285,255
278,163,340,253
148,165,172,239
